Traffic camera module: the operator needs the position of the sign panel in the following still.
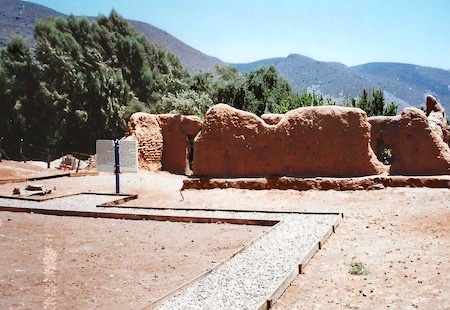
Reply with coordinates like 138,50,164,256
119,140,138,173
96,139,138,173
96,139,115,172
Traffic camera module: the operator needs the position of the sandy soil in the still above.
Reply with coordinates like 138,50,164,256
0,160,56,180
0,160,449,309
0,212,265,309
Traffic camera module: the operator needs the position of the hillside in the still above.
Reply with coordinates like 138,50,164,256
351,62,450,108
0,0,223,73
0,0,63,47
1,0,449,111
128,20,223,73
233,54,450,111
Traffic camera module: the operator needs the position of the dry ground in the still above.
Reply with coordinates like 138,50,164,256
0,211,265,309
0,160,449,309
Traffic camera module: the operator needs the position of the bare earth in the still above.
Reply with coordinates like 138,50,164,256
0,160,449,309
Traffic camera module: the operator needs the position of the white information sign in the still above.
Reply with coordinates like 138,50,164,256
96,139,138,173
96,140,115,172
119,140,138,173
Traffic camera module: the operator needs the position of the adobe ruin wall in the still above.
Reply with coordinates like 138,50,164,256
369,107,450,175
192,104,386,177
126,100,450,178
127,113,201,174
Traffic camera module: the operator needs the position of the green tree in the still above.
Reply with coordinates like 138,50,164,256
208,65,308,116
157,90,213,117
0,37,45,157
30,11,189,153
245,66,293,115
352,89,398,116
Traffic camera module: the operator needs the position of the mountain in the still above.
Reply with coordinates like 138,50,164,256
0,0,223,72
128,20,223,73
0,0,64,47
351,62,450,108
233,54,450,111
2,0,449,111
233,57,286,72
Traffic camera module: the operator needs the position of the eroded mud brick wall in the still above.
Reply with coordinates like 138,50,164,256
127,112,163,171
261,113,283,125
369,108,450,175
158,114,202,174
127,113,202,174
192,104,386,177
426,95,450,145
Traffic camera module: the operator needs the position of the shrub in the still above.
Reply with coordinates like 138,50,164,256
349,262,369,275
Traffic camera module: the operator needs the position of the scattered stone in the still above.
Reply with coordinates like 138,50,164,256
367,183,385,190
13,184,51,196
58,154,77,170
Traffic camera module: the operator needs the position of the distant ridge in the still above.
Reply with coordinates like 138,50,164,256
232,57,286,72
351,62,450,107
2,0,449,111
0,0,63,47
128,20,223,73
232,54,450,111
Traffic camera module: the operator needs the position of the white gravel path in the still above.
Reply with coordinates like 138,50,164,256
0,194,340,310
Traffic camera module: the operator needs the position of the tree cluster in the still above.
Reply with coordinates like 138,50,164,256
349,89,398,117
0,11,187,158
177,66,331,117
0,11,397,159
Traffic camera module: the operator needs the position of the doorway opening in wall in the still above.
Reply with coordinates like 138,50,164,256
187,134,195,172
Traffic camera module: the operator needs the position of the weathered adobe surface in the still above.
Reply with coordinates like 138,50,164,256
127,112,163,171
261,113,283,125
182,175,450,191
426,95,450,144
192,104,387,178
157,114,202,174
369,107,450,175
127,102,450,179
127,113,202,174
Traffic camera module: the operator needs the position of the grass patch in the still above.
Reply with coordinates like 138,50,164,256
349,262,369,275
381,148,393,165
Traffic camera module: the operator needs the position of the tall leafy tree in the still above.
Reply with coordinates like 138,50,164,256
245,66,293,115
206,65,306,116
0,37,45,157
212,66,247,110
30,11,188,153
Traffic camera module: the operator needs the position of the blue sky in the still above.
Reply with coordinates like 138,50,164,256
25,0,450,69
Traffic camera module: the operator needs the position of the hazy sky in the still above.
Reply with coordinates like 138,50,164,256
25,0,450,69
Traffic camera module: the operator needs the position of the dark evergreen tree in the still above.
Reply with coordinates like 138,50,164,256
352,89,398,117
0,37,44,157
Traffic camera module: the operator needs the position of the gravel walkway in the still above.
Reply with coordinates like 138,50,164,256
0,194,340,310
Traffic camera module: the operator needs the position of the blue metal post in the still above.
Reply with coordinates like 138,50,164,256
114,139,120,194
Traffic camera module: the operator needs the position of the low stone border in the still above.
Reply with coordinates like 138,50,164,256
182,175,450,191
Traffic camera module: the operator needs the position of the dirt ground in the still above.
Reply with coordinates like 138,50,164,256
0,160,449,309
0,212,266,309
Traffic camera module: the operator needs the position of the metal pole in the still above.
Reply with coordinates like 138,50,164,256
0,137,3,162
47,148,50,169
20,138,26,163
114,139,120,194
